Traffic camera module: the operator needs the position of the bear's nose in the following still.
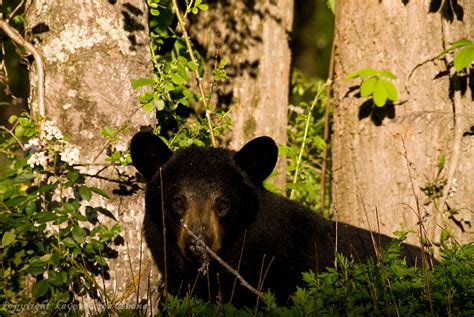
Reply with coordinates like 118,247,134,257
186,239,207,261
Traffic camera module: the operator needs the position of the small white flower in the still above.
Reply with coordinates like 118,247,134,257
42,120,63,141
60,143,80,165
115,141,128,152
25,138,41,153
27,151,49,168
67,89,77,98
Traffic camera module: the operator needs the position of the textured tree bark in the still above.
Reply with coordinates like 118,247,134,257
25,0,157,306
332,0,473,247
189,0,294,189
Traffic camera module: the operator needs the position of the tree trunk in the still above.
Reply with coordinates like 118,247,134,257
25,0,157,306
332,0,473,247
189,0,294,189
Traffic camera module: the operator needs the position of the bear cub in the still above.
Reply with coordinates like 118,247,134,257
130,131,423,307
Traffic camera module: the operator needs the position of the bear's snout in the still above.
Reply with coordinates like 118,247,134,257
185,237,207,262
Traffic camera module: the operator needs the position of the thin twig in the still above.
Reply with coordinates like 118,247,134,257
0,126,25,151
320,32,336,212
171,0,216,147
0,18,45,118
290,81,329,200
181,221,264,300
159,167,169,312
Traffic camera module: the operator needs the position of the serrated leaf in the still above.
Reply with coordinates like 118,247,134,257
360,77,377,97
346,68,378,79
32,280,49,298
131,78,155,89
2,230,16,248
78,186,92,201
373,79,388,107
381,79,398,102
171,73,185,85
453,46,474,72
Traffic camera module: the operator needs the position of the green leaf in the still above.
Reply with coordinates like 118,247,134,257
453,46,474,72
373,79,388,107
187,61,199,71
381,79,398,102
32,280,49,298
131,78,155,89
63,237,76,248
198,3,208,10
327,0,336,14
440,38,473,56
78,186,92,201
72,226,87,244
90,187,110,199
39,254,52,262
143,102,154,112
192,7,198,14
437,153,446,176
380,70,397,79
360,77,377,97
346,68,378,79
13,173,35,183
1,229,16,248
150,8,160,16
14,125,24,138
171,73,186,85
47,270,64,286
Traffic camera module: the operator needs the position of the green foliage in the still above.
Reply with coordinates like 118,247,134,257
151,240,474,316
0,113,121,313
346,68,398,107
138,0,229,148
286,70,330,215
439,38,474,72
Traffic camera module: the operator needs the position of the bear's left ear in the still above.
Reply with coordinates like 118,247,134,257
130,131,173,181
234,136,278,184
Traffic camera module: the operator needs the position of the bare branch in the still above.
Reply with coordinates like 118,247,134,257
0,18,45,118
180,221,264,301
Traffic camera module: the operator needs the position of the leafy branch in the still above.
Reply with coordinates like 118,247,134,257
346,68,399,107
170,0,216,147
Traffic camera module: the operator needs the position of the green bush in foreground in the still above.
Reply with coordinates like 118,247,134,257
149,240,473,317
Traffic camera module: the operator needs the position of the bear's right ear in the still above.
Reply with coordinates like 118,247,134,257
234,136,278,184
130,131,173,181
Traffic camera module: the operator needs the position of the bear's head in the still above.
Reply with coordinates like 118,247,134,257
130,131,278,262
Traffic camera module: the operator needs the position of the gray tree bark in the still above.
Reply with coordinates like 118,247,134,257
332,0,473,247
189,0,294,189
25,0,157,307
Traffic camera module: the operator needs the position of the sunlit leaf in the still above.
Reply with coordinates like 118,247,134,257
373,79,388,107
360,77,377,97
453,46,474,72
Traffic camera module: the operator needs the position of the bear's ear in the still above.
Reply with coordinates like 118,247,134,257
130,131,173,181
234,136,278,184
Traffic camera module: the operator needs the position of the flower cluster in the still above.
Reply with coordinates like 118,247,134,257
26,120,80,168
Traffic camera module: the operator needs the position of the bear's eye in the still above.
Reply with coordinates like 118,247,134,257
171,195,187,216
215,197,231,217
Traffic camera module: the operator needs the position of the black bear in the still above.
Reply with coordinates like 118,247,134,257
130,131,424,307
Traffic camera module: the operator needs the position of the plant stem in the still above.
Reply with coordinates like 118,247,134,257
290,82,328,200
171,0,217,147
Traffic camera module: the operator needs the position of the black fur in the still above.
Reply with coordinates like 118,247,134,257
130,132,424,307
